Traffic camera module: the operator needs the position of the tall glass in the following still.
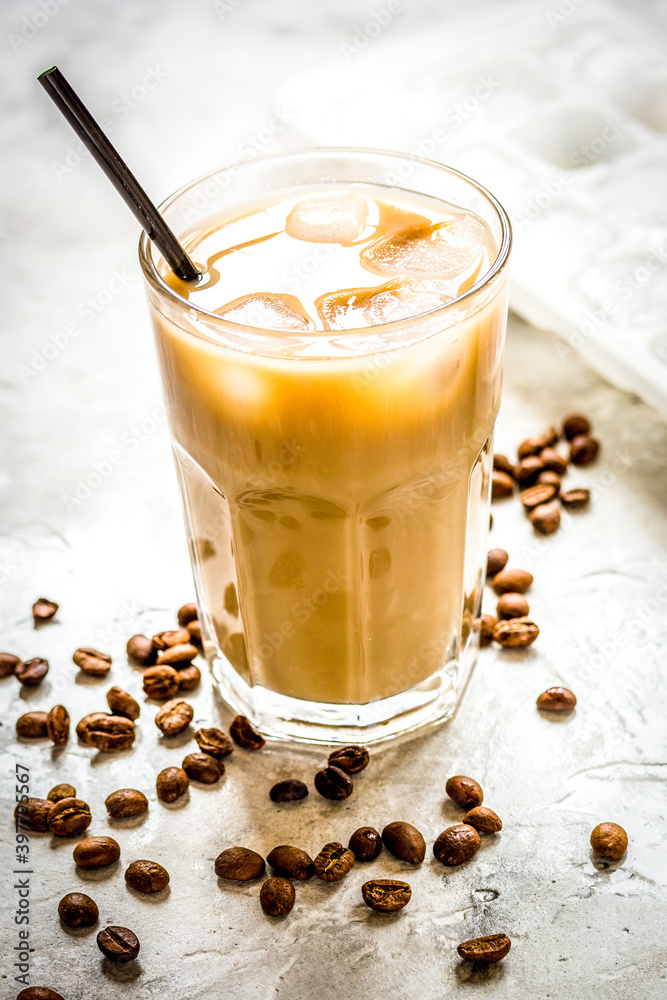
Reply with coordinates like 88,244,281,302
139,149,511,744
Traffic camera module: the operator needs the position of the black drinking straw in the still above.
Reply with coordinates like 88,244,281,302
38,66,201,283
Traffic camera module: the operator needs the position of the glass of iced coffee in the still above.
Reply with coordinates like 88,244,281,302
139,149,511,744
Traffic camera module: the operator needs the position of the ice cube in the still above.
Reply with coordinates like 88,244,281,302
361,221,484,281
215,293,314,331
316,278,451,330
286,192,369,244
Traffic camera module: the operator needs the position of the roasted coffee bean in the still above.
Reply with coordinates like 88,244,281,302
97,925,140,963
493,453,514,477
16,711,49,739
152,628,191,651
177,664,201,691
539,447,568,475
480,614,497,647
361,879,411,913
73,836,120,869
493,617,539,648
126,633,157,666
125,859,170,894
177,602,198,627
486,548,509,578
313,842,355,882
183,752,224,784
16,798,52,832
155,698,193,736
491,568,532,595
537,469,561,492
570,434,600,465
260,876,295,917
58,891,99,928
517,437,543,460
590,822,627,860
270,779,308,802
328,745,369,774
537,686,577,712
215,846,266,881
433,824,481,866
230,714,266,750
520,483,557,510
463,806,503,834
156,766,189,803
446,775,484,809
194,727,233,759
491,470,514,499
529,502,561,535
187,619,202,644
538,425,560,448
17,988,65,1000
46,704,70,745
73,647,112,677
381,822,426,864
457,933,511,964
560,488,590,510
349,826,382,862
105,788,149,819
75,712,110,743
514,455,544,485
15,657,49,686
48,783,76,803
48,797,92,837
86,715,135,752
496,593,529,620
563,413,590,440
106,685,140,720
0,651,21,676
157,643,198,666
267,845,314,881
314,765,353,800
32,597,58,622
143,664,180,700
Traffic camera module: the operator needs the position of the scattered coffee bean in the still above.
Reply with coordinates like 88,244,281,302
381,822,426,864
520,483,557,511
480,614,497,647
47,797,92,837
267,845,314,880
96,925,140,963
143,664,180,700
125,859,170,893
260,876,295,917
539,447,568,475
194,727,233,759
152,628,191,650
496,593,529,620
563,413,590,440
590,822,628,860
230,714,266,750
215,846,266,881
560,488,591,510
536,687,577,712
105,788,149,819
446,775,484,809
530,501,561,535
538,425,560,448
493,453,514,477
75,712,110,743
126,633,157,666
486,548,509,578
314,765,353,800
537,469,561,492
15,657,49,687
433,824,481,866
328,745,369,774
570,434,600,465
514,455,543,486
73,647,112,677
58,891,99,928
86,715,135,752
462,806,503,834
187,620,202,644
16,711,49,739
457,933,511,964
157,643,198,666
493,617,539,648
155,698,194,736
361,879,411,913
16,798,52,832
106,685,140,720
177,664,201,691
48,783,76,803
177,602,198,627
156,766,189,803
17,988,65,1000
270,779,308,802
491,470,514,499
349,827,382,862
0,651,21,676
313,842,356,882
517,437,543,459
32,597,58,622
73,836,120,869
492,569,533,595
183,752,224,784
46,704,69,745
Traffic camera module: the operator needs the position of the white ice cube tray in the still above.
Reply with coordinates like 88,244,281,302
273,0,667,418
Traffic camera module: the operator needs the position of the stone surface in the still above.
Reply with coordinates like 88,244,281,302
1,1,667,998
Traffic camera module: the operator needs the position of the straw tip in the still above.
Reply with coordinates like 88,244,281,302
38,66,58,82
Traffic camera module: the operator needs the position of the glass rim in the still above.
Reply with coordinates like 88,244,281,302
138,147,512,338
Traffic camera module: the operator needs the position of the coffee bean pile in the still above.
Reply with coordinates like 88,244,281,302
481,552,538,650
